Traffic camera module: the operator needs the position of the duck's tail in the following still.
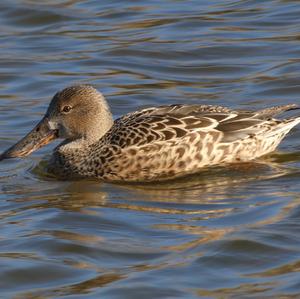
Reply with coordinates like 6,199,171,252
264,116,300,139
255,104,299,119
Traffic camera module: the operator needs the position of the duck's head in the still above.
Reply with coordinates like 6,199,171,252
0,85,113,161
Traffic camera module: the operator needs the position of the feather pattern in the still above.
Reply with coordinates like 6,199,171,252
50,102,300,182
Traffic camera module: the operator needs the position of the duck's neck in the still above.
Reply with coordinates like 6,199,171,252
83,98,114,144
60,126,113,159
59,125,113,154
58,138,94,153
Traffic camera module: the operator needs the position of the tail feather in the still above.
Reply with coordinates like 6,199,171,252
255,104,299,119
264,116,300,138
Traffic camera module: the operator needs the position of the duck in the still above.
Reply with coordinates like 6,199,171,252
0,85,299,182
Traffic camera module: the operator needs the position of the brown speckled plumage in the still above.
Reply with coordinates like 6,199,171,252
44,86,300,182
1,85,300,182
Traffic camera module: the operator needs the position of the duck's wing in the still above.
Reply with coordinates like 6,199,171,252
200,104,299,142
106,113,219,148
141,103,298,119
104,104,292,148
120,103,298,122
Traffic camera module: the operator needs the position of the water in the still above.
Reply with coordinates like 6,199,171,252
1,0,300,298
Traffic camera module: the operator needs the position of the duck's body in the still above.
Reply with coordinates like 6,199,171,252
1,85,300,182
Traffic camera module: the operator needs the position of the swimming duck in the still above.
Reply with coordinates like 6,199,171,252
0,85,299,182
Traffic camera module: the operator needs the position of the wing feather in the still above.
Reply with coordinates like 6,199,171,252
102,103,296,148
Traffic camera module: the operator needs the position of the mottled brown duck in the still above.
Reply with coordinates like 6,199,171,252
1,85,300,182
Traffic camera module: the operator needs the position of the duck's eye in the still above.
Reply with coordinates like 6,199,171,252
62,105,72,113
